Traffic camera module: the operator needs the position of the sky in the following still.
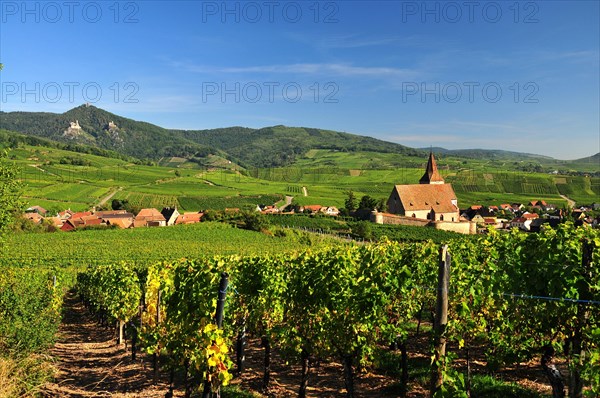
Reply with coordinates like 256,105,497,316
0,0,598,160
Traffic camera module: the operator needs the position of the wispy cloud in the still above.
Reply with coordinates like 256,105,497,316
385,134,462,144
285,32,439,50
171,61,422,80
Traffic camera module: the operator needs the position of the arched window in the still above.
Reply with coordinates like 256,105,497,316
440,214,444,221
412,213,416,218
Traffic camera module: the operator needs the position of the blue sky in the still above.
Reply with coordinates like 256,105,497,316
1,0,598,160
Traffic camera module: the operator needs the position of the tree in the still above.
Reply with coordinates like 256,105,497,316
354,195,379,220
242,212,268,232
358,195,378,211
0,150,23,244
345,190,357,213
377,198,388,212
112,198,127,210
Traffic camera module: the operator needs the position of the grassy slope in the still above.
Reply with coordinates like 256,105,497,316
3,222,339,263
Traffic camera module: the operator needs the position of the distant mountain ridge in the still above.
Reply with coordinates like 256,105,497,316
0,105,421,167
0,105,596,168
422,147,552,160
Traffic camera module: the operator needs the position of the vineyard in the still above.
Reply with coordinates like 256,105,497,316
64,223,599,397
10,141,600,214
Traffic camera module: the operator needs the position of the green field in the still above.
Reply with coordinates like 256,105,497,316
6,143,599,215
2,221,342,267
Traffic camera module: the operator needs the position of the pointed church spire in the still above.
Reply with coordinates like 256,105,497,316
419,152,444,184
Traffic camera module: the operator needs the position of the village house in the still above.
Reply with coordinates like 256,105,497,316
60,214,102,231
48,217,63,229
175,212,204,225
106,218,133,229
23,212,44,224
58,209,74,220
94,210,135,229
320,206,340,216
161,207,180,226
25,205,47,216
511,203,525,212
510,216,533,231
461,205,495,223
134,208,166,227
257,205,279,214
301,205,323,214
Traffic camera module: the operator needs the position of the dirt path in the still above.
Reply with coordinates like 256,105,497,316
29,164,60,177
97,187,123,208
43,293,180,398
560,194,576,208
278,195,294,211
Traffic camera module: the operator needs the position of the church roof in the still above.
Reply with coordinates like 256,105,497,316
392,184,458,213
419,152,444,184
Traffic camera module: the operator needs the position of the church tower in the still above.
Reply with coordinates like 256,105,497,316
419,152,444,184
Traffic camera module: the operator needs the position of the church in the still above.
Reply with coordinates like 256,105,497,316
387,152,460,222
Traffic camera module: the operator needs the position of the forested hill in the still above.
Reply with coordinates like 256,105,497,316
0,105,421,167
0,105,218,160
424,147,554,161
2,105,596,169
177,125,422,168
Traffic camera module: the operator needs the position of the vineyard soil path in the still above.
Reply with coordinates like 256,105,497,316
42,292,554,398
43,292,409,397
43,292,181,398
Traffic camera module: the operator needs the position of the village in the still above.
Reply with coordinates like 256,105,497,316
21,153,600,235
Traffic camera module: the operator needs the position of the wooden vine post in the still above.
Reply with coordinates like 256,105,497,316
153,290,161,384
202,272,229,398
430,245,450,397
569,239,593,398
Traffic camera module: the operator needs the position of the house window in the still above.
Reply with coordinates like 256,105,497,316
452,217,455,222
412,213,416,218
440,215,444,221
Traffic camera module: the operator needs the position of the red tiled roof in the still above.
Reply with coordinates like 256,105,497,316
58,209,74,219
61,220,77,231
95,210,130,217
175,213,203,224
136,208,165,220
23,213,43,223
522,213,539,220
108,218,132,229
27,205,47,214
80,215,102,225
49,217,63,227
304,205,323,212
392,184,458,213
135,209,166,226
71,211,92,219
